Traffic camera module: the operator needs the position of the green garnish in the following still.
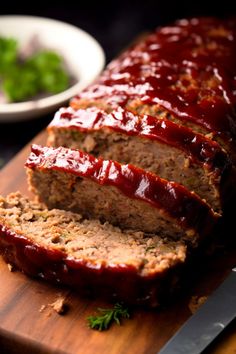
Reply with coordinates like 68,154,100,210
0,37,18,75
26,51,69,94
0,36,70,102
2,65,38,102
87,303,130,331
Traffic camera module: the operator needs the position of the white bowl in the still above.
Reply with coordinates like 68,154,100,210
0,15,105,122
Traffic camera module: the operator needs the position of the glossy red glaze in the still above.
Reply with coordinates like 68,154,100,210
26,144,218,231
0,223,179,306
50,106,229,172
75,17,236,138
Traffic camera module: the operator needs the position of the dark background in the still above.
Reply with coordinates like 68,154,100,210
1,0,236,168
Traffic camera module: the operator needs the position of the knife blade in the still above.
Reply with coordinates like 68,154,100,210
158,267,236,354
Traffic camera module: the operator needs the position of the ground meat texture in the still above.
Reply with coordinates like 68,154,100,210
26,145,219,247
47,107,232,214
0,192,187,307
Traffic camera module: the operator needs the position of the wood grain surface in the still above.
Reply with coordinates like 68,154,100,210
0,130,235,354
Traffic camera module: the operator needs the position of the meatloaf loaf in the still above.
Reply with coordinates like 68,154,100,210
0,17,235,307
26,144,218,247
49,17,236,218
0,192,186,307
47,106,231,214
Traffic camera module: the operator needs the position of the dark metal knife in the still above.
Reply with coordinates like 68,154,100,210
158,267,236,354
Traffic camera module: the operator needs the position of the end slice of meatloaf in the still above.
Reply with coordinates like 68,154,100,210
25,144,219,247
0,192,187,307
47,106,231,214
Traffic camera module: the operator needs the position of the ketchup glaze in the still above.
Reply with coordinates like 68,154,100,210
75,18,236,138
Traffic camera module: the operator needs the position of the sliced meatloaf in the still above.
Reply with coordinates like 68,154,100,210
26,144,219,247
70,17,236,162
47,106,231,213
0,192,187,307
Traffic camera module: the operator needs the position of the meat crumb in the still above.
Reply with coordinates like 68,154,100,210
39,304,46,313
50,296,68,315
39,293,69,316
188,295,207,314
7,263,14,272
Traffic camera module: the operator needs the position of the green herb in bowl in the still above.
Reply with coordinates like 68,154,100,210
0,37,18,75
0,36,71,103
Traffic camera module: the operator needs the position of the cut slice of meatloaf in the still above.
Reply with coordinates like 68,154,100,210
70,17,236,162
0,192,187,307
26,144,219,247
47,106,231,214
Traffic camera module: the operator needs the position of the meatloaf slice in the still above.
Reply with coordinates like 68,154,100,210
70,97,236,166
47,106,231,213
0,192,187,307
26,145,219,246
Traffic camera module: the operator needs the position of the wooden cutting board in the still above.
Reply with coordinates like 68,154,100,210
0,130,235,354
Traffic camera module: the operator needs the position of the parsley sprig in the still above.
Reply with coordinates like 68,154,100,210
87,303,130,331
